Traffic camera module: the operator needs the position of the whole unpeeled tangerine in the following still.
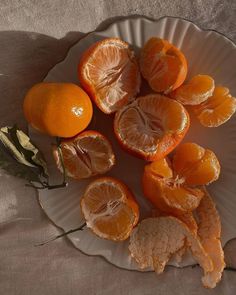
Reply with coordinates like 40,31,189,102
23,82,93,138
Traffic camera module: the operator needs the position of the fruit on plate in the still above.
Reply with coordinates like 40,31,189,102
80,177,139,241
192,86,236,127
23,83,93,137
143,158,203,215
173,142,221,185
114,94,190,161
53,130,115,179
78,38,141,114
142,143,220,215
129,216,213,276
140,37,187,93
171,75,215,105
196,188,225,288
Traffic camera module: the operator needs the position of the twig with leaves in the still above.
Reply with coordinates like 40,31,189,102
0,125,67,190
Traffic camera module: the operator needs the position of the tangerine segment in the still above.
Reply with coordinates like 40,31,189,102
23,83,93,137
146,157,173,178
173,143,221,186
80,177,139,241
192,86,236,127
171,75,215,105
78,38,141,114
53,131,115,180
129,217,212,276
140,37,187,93
196,188,225,288
143,160,203,215
114,94,190,161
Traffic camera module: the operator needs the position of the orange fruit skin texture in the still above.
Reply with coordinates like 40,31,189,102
53,130,115,180
80,177,139,241
114,94,190,162
78,38,140,114
129,216,213,276
140,37,187,94
23,83,93,138
196,188,225,289
151,209,198,237
192,86,236,127
142,143,220,215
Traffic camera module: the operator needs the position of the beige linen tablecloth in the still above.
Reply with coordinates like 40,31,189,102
0,1,236,294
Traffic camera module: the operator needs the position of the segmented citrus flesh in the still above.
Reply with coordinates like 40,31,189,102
53,131,115,179
173,142,221,185
114,94,189,161
171,75,215,105
142,158,204,215
192,86,236,127
80,177,139,241
78,38,140,114
140,37,187,93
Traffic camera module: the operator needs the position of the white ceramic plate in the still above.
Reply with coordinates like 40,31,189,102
30,16,236,271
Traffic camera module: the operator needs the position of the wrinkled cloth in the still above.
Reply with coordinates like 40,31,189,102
0,0,236,294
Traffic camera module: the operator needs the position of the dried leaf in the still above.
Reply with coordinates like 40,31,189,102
0,126,47,183
0,125,67,190
0,140,42,182
0,126,48,178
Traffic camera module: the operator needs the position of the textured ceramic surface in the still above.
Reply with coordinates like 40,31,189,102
30,16,236,271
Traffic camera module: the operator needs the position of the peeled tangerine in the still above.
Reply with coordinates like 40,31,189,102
171,75,215,105
78,38,140,114
192,86,236,127
142,143,220,215
53,131,115,179
114,94,190,161
140,37,187,93
80,177,139,241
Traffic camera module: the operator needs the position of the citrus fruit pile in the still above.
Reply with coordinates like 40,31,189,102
23,36,236,288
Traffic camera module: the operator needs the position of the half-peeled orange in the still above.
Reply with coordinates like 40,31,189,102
142,158,204,215
78,38,141,114
142,143,220,215
80,177,139,241
114,94,190,161
53,131,115,180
